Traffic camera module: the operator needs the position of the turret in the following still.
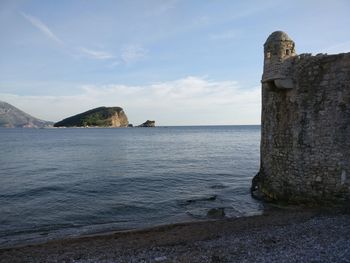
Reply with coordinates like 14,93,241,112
262,31,296,89
264,31,296,63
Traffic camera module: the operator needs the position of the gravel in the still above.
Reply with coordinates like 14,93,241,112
1,209,349,263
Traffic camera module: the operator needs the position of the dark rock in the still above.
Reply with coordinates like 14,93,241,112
138,120,155,127
207,208,225,218
184,195,217,204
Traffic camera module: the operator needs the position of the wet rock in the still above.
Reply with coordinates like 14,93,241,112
184,195,217,205
207,208,225,218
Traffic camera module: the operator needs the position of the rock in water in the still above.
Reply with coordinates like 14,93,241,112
138,120,155,127
207,208,225,218
54,107,129,127
0,101,53,128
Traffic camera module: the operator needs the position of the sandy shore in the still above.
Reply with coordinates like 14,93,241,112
0,208,349,263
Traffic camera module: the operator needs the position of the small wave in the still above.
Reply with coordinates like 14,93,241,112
186,206,244,220
185,207,225,219
101,203,158,214
177,194,218,206
209,184,229,189
232,186,251,195
0,222,76,238
215,173,234,176
36,167,59,173
0,185,64,199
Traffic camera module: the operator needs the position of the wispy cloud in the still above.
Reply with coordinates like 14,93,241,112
121,45,148,64
145,0,179,16
20,11,63,45
79,47,114,60
228,2,280,21
321,41,350,54
210,30,239,40
0,76,261,125
193,16,211,27
19,12,150,65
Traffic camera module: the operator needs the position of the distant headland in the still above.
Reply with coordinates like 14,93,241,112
54,107,129,128
0,102,157,128
0,100,53,128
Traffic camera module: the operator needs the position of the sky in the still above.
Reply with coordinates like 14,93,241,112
1,0,350,125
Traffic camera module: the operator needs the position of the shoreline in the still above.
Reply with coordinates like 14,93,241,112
0,210,263,250
1,208,349,262
0,209,264,250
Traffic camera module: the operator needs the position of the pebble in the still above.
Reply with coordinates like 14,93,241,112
154,256,167,262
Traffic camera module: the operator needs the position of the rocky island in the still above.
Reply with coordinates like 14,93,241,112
0,101,53,128
138,120,155,127
54,106,129,127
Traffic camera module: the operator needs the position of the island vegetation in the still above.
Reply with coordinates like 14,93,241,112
54,106,129,128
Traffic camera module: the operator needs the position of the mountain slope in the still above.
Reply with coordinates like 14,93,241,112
54,107,129,127
0,101,53,128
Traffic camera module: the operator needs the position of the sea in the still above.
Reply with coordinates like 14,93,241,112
0,125,263,248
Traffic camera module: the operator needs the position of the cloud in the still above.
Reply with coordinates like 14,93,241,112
145,0,178,16
109,61,121,68
210,30,239,40
0,76,261,125
193,16,211,27
121,45,148,64
20,12,63,45
321,41,350,54
79,47,114,60
19,12,148,65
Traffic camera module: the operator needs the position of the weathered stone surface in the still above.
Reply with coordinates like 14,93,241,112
262,31,296,84
252,31,350,205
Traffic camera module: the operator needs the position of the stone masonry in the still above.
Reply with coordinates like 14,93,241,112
252,31,350,204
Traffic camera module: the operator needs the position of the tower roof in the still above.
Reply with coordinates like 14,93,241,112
265,31,293,46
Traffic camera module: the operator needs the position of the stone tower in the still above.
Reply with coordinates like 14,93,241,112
252,31,350,204
262,31,296,89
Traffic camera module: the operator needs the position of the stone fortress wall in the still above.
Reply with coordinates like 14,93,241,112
252,31,350,204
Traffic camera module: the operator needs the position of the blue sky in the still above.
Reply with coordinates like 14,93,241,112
1,0,350,125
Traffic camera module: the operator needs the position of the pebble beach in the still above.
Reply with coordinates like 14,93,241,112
1,208,349,263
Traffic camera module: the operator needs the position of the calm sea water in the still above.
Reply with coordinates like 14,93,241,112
0,126,262,247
